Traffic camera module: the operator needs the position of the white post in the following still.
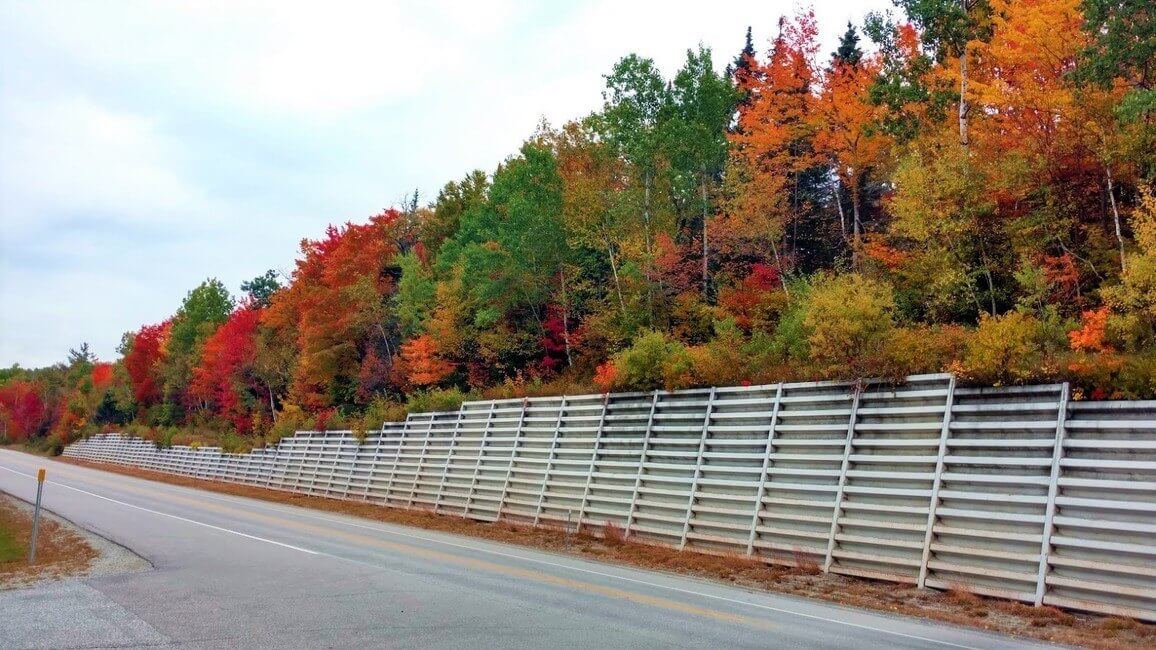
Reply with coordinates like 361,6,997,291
575,393,610,532
623,391,660,538
679,388,717,550
918,376,956,588
533,397,568,526
495,398,530,520
747,383,784,556
383,418,415,504
463,402,498,517
1035,383,1070,606
406,413,438,508
433,407,466,512
823,384,862,573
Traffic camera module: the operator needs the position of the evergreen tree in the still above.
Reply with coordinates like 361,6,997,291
833,22,862,66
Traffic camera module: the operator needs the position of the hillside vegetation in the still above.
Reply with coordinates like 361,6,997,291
3,0,1155,451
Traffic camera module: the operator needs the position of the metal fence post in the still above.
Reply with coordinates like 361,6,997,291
533,397,568,526
823,384,862,573
433,408,466,512
494,398,530,520
575,393,610,533
1035,382,1070,606
918,376,956,588
679,388,717,550
747,383,783,556
623,391,660,538
463,402,497,517
384,418,416,503
406,413,438,508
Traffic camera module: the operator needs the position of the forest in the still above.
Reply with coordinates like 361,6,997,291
2,0,1154,452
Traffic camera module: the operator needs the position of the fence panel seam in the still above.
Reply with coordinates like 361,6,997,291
747,382,783,556
918,376,956,588
1036,382,1070,605
823,385,863,573
624,391,660,538
575,393,610,532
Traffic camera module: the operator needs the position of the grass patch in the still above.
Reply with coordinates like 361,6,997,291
0,517,23,563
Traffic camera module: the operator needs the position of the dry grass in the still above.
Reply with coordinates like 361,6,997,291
59,457,1156,649
0,493,98,588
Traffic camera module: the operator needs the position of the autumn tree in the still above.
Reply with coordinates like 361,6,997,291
815,28,891,261
726,9,822,280
264,211,403,409
666,45,737,296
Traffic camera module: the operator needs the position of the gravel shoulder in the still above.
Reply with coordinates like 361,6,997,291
0,491,150,590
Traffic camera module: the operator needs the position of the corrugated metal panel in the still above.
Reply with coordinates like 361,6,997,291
62,375,1156,621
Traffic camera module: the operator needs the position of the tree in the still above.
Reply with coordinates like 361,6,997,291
241,270,282,308
189,306,262,431
399,335,453,387
263,211,403,409
121,321,170,408
726,10,822,282
598,54,672,276
667,46,737,296
0,380,47,442
834,21,863,65
802,273,896,378
1076,0,1155,120
894,0,992,145
815,35,891,263
170,279,234,357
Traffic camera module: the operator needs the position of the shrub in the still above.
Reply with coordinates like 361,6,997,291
269,403,311,445
801,273,896,378
598,330,693,391
406,387,476,414
883,324,969,379
954,311,1063,385
687,321,747,387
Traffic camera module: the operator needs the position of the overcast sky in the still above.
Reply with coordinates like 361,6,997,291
0,1,890,367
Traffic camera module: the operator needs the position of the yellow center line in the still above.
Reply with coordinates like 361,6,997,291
1,452,776,630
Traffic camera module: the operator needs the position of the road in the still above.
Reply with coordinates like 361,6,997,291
0,450,1052,649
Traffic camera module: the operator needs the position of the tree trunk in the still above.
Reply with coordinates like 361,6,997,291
851,185,862,269
833,180,847,242
559,269,573,367
1107,167,1126,273
959,40,969,147
606,239,627,317
700,169,710,298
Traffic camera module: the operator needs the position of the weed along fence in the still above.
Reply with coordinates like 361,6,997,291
63,373,1156,621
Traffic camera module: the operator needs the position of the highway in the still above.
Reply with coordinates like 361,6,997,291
0,450,1051,649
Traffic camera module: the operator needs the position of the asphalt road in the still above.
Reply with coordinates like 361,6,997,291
0,450,1054,649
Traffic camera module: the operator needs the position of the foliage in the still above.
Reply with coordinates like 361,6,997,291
597,331,692,391
802,274,896,378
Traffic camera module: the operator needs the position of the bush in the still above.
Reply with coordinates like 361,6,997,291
597,330,693,391
801,273,896,378
883,325,969,379
406,387,477,414
269,403,311,445
954,311,1063,385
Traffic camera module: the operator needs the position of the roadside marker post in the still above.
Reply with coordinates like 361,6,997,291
28,468,45,564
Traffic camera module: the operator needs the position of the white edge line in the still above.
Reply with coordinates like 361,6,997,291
3,454,984,649
0,464,318,556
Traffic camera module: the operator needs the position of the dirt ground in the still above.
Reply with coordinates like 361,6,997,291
59,457,1156,649
0,492,99,589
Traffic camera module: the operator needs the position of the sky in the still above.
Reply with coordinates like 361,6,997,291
0,0,891,368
